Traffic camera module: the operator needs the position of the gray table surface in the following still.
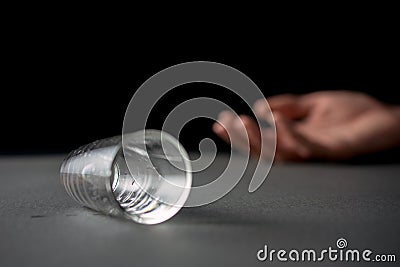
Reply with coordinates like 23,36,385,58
0,154,399,267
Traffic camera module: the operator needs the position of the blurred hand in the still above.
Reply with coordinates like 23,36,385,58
213,91,400,162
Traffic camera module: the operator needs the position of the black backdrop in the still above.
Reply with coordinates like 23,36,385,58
1,30,398,155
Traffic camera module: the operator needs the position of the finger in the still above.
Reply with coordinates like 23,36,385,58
213,110,234,143
213,122,229,143
213,111,262,157
253,98,274,123
230,115,254,155
274,113,312,161
213,111,250,154
255,94,310,121
239,115,261,156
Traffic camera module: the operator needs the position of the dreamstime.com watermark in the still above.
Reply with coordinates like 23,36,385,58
257,238,396,263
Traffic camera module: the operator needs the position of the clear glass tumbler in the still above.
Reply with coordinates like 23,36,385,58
60,130,192,224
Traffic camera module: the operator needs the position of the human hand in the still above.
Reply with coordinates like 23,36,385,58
213,91,400,161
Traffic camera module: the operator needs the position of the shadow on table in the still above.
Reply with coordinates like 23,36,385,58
171,206,274,226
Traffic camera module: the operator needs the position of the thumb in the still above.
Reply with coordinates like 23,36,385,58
274,113,313,161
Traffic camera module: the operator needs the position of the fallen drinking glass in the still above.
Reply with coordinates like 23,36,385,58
60,130,192,224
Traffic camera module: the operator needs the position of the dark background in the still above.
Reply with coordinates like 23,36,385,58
1,22,399,158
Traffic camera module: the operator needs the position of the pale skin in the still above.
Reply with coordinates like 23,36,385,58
213,91,400,162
